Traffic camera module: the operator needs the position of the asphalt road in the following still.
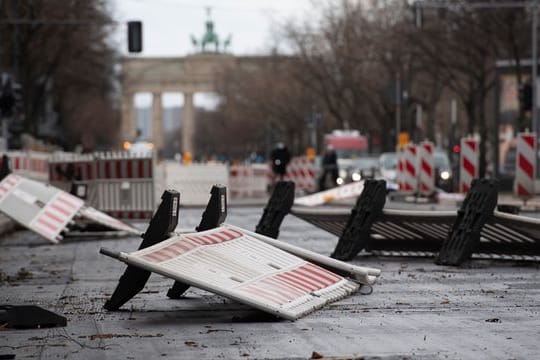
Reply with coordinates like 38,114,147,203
1,204,539,359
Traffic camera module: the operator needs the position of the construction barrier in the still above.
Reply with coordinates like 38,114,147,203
282,156,317,193
229,164,268,198
459,137,479,193
398,143,418,194
94,152,154,219
0,174,139,243
7,151,49,182
161,162,229,206
418,140,435,196
49,152,155,220
514,132,536,200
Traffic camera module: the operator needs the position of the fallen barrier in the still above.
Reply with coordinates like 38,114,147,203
264,179,540,265
101,185,380,320
0,174,140,243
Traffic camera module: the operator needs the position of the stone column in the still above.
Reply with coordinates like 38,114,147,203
121,92,135,141
182,92,194,155
152,92,163,155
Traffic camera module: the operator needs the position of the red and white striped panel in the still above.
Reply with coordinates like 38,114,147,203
97,157,153,179
399,144,418,194
418,141,435,196
283,156,316,193
514,132,537,199
78,207,140,234
49,161,96,182
0,174,22,203
29,192,84,243
459,137,479,193
125,225,360,320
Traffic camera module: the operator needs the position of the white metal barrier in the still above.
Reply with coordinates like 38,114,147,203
514,132,536,200
49,152,155,220
229,164,268,198
7,151,50,182
160,162,229,206
459,137,479,193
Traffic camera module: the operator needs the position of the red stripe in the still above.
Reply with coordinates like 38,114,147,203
461,182,470,193
137,159,144,179
309,264,342,281
462,157,476,177
523,134,535,149
184,235,205,245
258,280,297,301
43,210,65,225
465,140,477,152
50,203,72,217
405,161,416,177
37,217,60,232
242,285,285,304
105,160,111,179
116,160,122,179
281,271,320,291
517,183,531,197
56,197,78,211
276,273,314,292
421,159,432,177
518,153,534,179
303,264,339,284
292,268,329,287
264,277,304,297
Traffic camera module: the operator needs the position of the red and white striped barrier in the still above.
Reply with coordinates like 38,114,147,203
283,156,317,193
398,143,418,194
514,132,537,200
0,174,139,243
106,224,380,320
459,137,479,193
49,152,155,220
95,152,154,220
7,151,49,182
229,164,268,198
418,141,435,196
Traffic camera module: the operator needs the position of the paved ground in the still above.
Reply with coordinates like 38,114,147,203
1,204,539,359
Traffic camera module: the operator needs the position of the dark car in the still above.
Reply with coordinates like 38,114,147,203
434,150,453,192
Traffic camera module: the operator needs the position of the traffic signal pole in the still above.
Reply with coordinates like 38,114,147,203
532,0,538,133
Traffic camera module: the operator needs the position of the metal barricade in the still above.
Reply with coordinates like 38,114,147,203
161,162,229,206
229,164,269,199
7,150,50,182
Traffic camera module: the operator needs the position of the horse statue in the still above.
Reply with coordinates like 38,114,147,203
190,8,231,53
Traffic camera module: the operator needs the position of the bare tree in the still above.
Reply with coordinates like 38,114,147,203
0,0,119,150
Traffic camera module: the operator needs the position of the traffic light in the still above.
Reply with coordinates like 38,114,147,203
519,81,533,112
127,21,143,53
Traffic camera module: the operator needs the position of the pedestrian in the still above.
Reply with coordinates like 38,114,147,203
270,142,291,181
319,144,338,190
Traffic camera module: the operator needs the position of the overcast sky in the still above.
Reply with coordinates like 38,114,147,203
112,0,313,57
112,0,313,107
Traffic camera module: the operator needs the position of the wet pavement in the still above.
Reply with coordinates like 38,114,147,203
1,204,539,359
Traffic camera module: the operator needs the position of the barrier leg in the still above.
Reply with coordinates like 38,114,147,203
166,185,227,299
0,305,67,329
103,190,180,310
0,154,11,181
255,181,295,238
436,179,498,266
330,180,387,261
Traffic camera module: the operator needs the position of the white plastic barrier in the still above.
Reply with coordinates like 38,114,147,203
7,150,50,182
229,164,268,198
107,224,380,320
162,162,229,206
514,132,536,200
49,151,155,220
282,156,317,193
459,137,479,193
